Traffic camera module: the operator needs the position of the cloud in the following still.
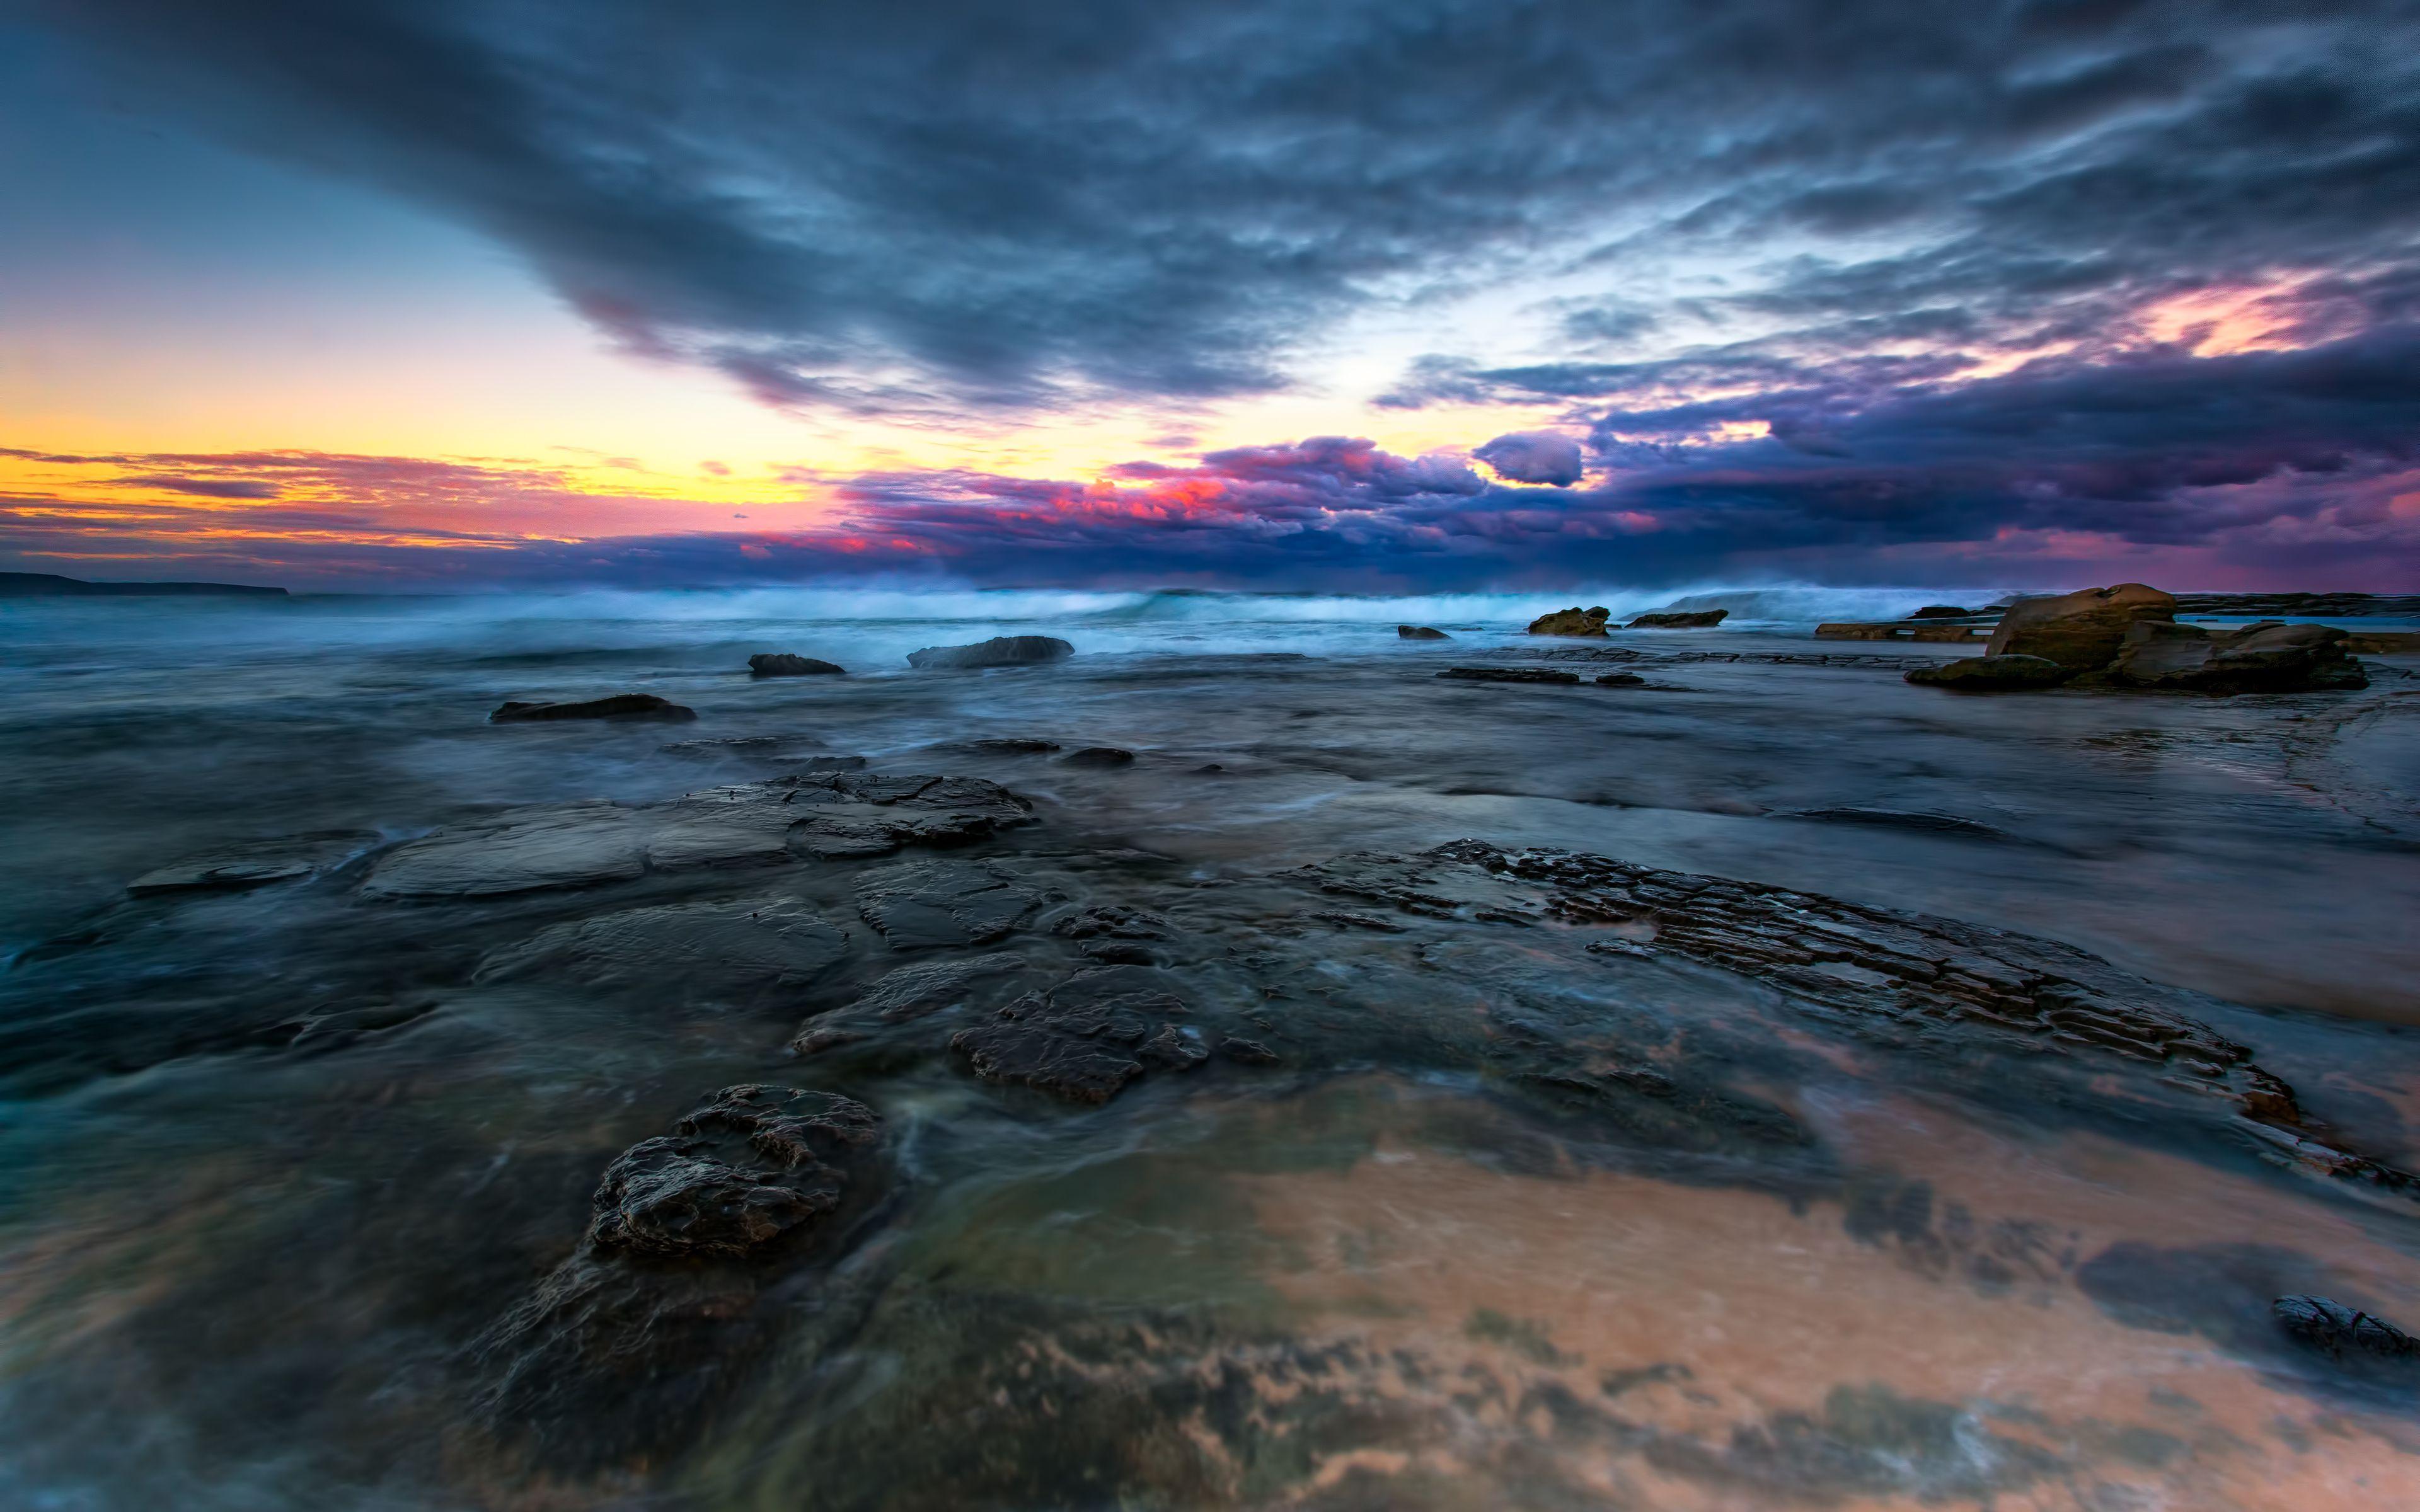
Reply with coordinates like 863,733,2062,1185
24,0,2420,418
1474,432,1586,486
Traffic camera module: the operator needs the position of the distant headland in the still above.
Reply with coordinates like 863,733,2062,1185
0,571,287,598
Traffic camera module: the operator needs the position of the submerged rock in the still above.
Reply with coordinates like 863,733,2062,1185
1627,609,1727,628
2102,620,2368,694
857,859,1041,949
471,1086,884,1467
478,896,848,990
127,830,372,896
1527,605,1611,636
1985,583,2175,670
1908,604,1989,619
951,966,1199,1103
1595,671,1647,687
1398,624,1451,639
1438,667,1581,684
1061,745,1135,767
907,635,1075,669
490,694,696,723
948,737,1062,755
748,652,845,677
1904,653,2072,690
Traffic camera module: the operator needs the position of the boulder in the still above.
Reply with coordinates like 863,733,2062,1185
491,694,696,723
1527,605,1611,636
749,653,845,677
1984,583,2174,669
1907,605,1986,620
1397,625,1451,639
1904,655,2072,690
1437,667,1581,684
1626,609,1727,629
2274,1295,2419,1360
2104,619,2368,694
906,635,1075,669
1061,746,1136,767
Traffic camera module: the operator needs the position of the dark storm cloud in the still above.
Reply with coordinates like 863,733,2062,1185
24,0,2420,414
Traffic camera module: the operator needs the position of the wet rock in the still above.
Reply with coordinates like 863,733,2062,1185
1398,624,1451,639
2274,1295,2420,1360
1061,745,1135,767
1438,667,1581,684
127,830,372,896
1595,671,1647,687
1905,653,2071,690
852,953,1027,1022
478,897,847,990
1527,605,1611,636
1219,1036,1280,1065
2174,592,2420,618
858,860,1040,949
1908,604,1988,619
748,652,845,677
471,1086,884,1467
2346,630,2420,654
1819,622,1988,643
365,773,1032,898
1054,902,1169,961
948,737,1062,755
589,1085,879,1258
1775,808,2008,839
950,966,1196,1103
490,694,697,723
1627,609,1727,628
1984,583,2175,670
2102,620,2368,694
907,635,1075,669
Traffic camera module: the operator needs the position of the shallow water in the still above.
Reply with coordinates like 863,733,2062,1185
3,587,2418,1509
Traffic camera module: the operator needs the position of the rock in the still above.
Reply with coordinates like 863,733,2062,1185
127,830,372,896
2175,592,2420,619
907,636,1075,670
1594,672,1647,687
1527,606,1611,637
591,1086,879,1259
1219,1037,1281,1065
1437,667,1581,684
1397,625,1451,639
1775,808,2008,839
2274,1295,2419,1360
478,898,848,989
471,1086,883,1467
1983,583,2175,669
1908,605,1986,619
1061,746,1134,767
950,966,1197,1104
490,694,697,723
1626,610,1727,628
1818,622,1986,643
851,953,1027,1022
857,860,1040,949
2104,619,2368,694
2346,631,2420,654
749,653,845,677
948,738,1062,755
364,773,1032,898
1904,654,2073,690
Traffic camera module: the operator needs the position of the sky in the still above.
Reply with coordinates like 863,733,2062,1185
3,0,2419,592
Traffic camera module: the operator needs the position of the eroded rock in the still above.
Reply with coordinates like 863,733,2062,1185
2102,620,2368,694
1905,653,2071,690
1527,606,1611,636
857,859,1040,949
950,965,1199,1103
478,897,848,990
127,830,372,896
490,694,696,723
749,653,845,677
1984,584,2175,670
907,636,1075,670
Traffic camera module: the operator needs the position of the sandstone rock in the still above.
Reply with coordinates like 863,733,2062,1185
2346,631,2420,654
589,1085,879,1259
1527,605,1610,636
950,966,1197,1104
2104,619,2368,694
491,693,697,723
1904,654,2073,690
1438,667,1581,684
907,635,1075,669
1627,609,1727,629
749,653,845,677
1397,624,1451,639
1983,583,2174,669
